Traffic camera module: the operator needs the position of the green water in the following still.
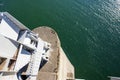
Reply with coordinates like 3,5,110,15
1,0,120,80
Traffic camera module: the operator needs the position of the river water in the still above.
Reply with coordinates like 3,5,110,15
1,0,120,80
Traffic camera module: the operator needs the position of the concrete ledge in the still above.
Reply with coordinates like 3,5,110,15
32,26,75,80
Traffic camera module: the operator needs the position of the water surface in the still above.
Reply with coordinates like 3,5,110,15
1,0,120,80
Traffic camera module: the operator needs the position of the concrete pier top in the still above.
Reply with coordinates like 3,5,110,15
32,27,75,80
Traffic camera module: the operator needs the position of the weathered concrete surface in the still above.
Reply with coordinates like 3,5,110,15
32,27,75,80
58,47,74,80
